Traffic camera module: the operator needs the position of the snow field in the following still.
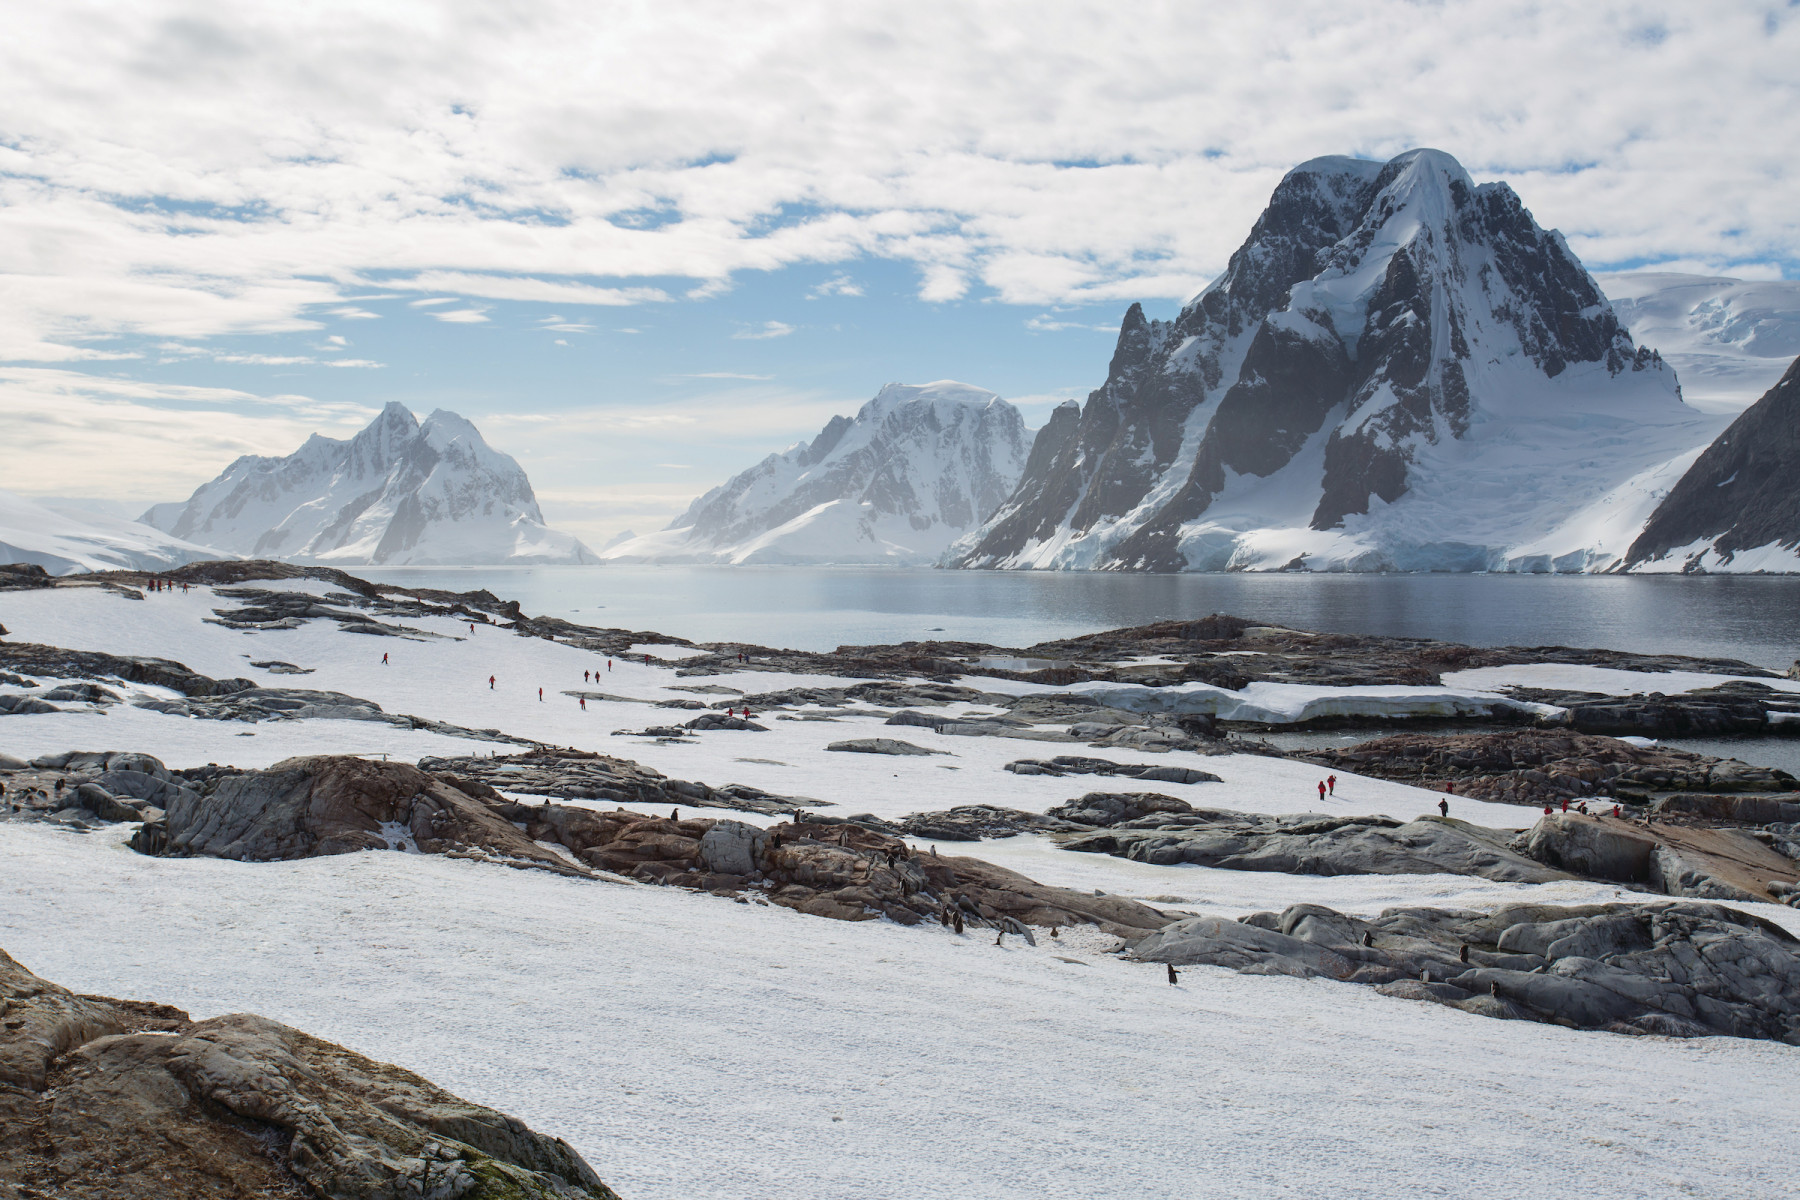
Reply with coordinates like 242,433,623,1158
2,822,1796,1200
1442,663,1800,698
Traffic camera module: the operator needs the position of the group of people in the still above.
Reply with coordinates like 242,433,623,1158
1314,775,1338,800
1542,797,1624,818
144,577,186,594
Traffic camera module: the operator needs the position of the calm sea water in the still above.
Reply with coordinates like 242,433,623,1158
358,566,1800,670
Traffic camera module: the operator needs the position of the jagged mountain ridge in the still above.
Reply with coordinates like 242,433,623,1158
142,403,594,566
1626,356,1800,573
603,381,1029,565
948,149,1710,573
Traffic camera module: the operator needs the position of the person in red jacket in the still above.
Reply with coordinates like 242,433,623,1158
488,675,495,690
1327,774,1337,796
1316,780,1326,801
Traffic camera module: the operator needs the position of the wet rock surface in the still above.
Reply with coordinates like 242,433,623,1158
1132,900,1800,1043
1306,728,1797,806
0,948,621,1199
826,738,948,756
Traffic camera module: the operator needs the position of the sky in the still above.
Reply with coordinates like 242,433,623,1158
3,1,1798,547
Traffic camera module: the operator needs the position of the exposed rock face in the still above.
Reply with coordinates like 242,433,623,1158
0,949,621,1198
142,402,595,566
947,148,1693,573
138,756,584,872
1,751,195,829
1306,728,1797,807
1058,805,1566,883
604,381,1031,565
1628,356,1800,570
1520,813,1798,904
1131,901,1800,1043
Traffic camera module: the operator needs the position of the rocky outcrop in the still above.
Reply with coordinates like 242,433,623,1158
1519,813,1799,904
500,806,1170,936
0,949,620,1198
826,738,947,756
0,641,256,697
420,749,817,816
1005,756,1222,785
1057,803,1566,883
1131,900,1800,1043
137,755,586,873
1,751,195,828
1628,356,1800,570
1307,728,1797,806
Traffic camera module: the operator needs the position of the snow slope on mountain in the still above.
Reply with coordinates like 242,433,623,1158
1603,273,1800,411
0,488,229,574
947,149,1714,575
603,381,1030,565
142,403,594,566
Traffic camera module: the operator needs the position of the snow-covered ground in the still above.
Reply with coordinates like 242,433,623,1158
6,576,1800,1198
1443,663,1800,698
2,824,1796,1200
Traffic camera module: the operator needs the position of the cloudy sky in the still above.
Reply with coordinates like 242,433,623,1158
3,1,1797,545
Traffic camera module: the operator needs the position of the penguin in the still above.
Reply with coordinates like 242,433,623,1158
1459,944,1470,964
1166,964,1179,986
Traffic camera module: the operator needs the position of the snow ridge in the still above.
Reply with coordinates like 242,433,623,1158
603,381,1030,565
142,403,595,566
0,489,230,575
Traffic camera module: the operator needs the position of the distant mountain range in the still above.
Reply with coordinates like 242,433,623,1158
140,403,594,567
602,381,1030,565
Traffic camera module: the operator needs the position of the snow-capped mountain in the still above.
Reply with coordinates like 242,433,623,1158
1625,356,1800,573
0,490,230,575
947,148,1719,574
1600,272,1800,411
603,381,1030,565
142,403,595,566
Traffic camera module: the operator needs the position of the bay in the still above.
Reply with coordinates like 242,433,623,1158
358,565,1800,670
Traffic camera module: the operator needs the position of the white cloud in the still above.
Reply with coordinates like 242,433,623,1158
808,273,864,298
329,307,382,320
682,372,774,380
409,297,459,307
433,308,490,323
732,320,794,340
0,367,374,503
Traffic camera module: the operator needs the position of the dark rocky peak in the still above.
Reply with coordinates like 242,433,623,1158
1627,355,1800,568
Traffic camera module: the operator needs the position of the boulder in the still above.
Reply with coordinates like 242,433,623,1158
72,782,143,823
0,695,59,715
0,948,622,1199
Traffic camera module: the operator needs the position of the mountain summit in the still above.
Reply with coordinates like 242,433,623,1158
948,149,1713,573
604,381,1030,564
143,403,594,565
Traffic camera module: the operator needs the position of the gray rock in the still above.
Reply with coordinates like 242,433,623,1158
1063,810,1566,883
698,820,767,875
1007,756,1221,784
72,783,143,823
40,682,121,704
826,738,946,756
1652,792,1800,825
1046,791,1197,826
0,695,60,715
1137,899,1800,1042
1520,813,1798,902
